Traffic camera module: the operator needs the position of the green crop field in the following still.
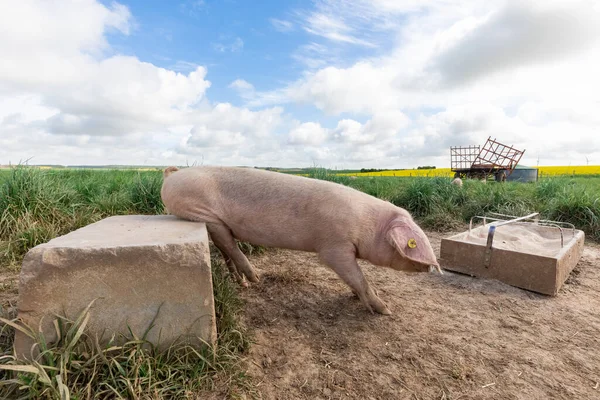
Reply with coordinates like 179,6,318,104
307,168,600,239
0,166,599,398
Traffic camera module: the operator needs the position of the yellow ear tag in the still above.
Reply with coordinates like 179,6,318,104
407,238,417,249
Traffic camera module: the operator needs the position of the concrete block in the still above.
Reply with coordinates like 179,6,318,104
14,215,215,359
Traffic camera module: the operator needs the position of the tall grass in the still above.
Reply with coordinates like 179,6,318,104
0,252,252,399
345,175,599,240
0,167,164,267
1,165,598,265
0,167,259,398
305,167,599,238
538,179,600,238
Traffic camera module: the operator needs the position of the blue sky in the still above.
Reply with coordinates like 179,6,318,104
109,1,304,95
108,1,382,103
1,0,599,168
105,0,380,126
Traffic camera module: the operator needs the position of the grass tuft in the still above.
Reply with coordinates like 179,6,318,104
0,167,166,267
0,254,252,399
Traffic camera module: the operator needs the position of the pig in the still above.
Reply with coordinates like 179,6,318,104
451,177,463,187
161,166,441,315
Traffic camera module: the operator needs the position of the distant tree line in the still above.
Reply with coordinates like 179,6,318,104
359,166,437,172
359,168,389,173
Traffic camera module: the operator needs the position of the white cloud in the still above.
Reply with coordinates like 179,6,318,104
288,122,329,146
2,0,600,169
430,1,600,86
291,42,334,69
229,79,254,92
178,103,285,163
169,60,202,73
0,1,279,167
296,0,432,47
270,18,294,32
189,103,283,141
187,126,246,148
303,12,375,47
0,0,131,58
229,79,256,101
332,111,410,144
212,37,244,53
179,0,206,18
254,61,401,115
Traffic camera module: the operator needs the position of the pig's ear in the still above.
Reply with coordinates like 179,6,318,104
386,221,439,266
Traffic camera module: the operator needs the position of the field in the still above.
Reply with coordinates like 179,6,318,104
329,165,600,178
0,166,599,399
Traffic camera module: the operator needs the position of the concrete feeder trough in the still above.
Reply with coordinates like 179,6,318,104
440,213,585,295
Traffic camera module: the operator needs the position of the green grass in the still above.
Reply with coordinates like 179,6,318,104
304,169,599,239
0,167,164,268
0,251,252,399
5,167,590,255
0,166,261,398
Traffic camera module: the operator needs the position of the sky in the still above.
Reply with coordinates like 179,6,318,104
0,0,599,169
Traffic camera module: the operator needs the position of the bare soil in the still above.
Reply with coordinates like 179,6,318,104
1,231,599,400
0,270,18,313
240,230,600,400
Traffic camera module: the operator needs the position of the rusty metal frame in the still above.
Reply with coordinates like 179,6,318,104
450,145,480,171
450,136,525,178
472,137,525,175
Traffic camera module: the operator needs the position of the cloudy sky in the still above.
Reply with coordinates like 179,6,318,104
1,0,599,168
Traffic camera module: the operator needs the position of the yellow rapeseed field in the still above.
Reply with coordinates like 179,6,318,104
342,166,600,177
340,168,454,177
537,165,600,176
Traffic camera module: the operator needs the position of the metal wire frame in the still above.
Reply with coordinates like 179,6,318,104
450,137,525,177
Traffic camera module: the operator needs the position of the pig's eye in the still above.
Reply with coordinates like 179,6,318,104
407,238,417,249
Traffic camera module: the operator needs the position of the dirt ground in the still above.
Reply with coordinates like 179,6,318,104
241,230,600,400
1,230,599,400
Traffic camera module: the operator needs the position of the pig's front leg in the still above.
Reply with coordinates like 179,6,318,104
206,222,260,284
319,246,391,315
216,247,249,287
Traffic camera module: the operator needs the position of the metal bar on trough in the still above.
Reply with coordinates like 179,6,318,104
487,212,575,243
537,220,576,238
535,223,565,247
471,213,575,250
483,225,496,268
469,215,508,233
483,212,540,268
487,212,540,223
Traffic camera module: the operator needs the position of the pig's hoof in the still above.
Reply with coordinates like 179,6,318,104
378,306,392,315
372,301,392,315
246,271,260,283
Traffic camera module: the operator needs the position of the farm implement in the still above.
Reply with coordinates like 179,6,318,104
450,136,525,181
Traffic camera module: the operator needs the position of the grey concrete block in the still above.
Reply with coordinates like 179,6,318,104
14,215,215,359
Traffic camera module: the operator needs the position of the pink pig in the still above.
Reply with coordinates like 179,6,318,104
161,166,441,315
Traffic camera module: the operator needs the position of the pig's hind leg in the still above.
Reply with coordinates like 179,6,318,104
319,246,391,315
207,222,260,284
